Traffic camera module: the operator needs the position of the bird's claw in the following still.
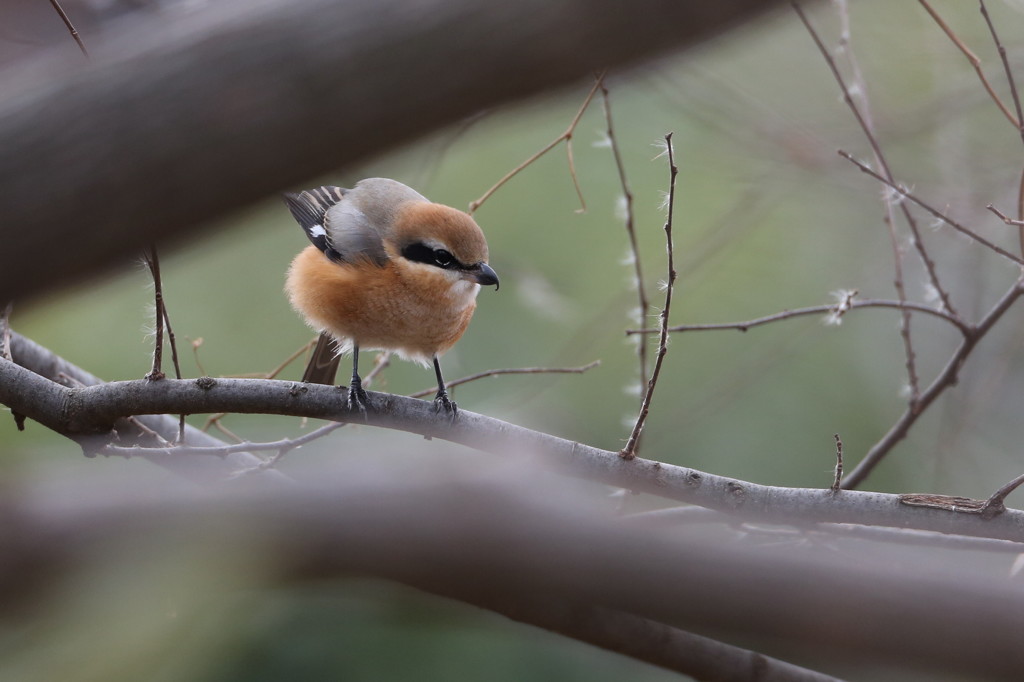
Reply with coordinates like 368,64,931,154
432,390,458,423
347,378,369,415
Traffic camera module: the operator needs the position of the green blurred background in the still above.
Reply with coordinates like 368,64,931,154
4,1,1024,679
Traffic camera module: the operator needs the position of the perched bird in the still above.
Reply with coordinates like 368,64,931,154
283,178,499,415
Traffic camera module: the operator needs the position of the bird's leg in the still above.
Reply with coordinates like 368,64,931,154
432,356,457,420
347,344,369,412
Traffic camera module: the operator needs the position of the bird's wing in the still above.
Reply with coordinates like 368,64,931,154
282,186,388,266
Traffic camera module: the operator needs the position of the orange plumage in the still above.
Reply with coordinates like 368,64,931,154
283,179,498,414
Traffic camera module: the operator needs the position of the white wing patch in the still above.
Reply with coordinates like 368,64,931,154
309,224,327,238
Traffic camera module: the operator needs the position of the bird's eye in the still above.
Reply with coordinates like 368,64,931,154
434,249,454,267
401,242,460,270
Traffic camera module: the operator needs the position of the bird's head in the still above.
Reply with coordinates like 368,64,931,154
391,202,499,291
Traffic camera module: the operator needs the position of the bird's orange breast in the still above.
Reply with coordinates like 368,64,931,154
286,246,478,361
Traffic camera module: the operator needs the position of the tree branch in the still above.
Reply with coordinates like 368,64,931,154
4,472,1023,679
5,331,1024,542
0,0,785,303
4,331,287,483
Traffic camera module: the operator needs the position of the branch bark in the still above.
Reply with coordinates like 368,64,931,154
5,331,1024,542
5,331,287,483
0,0,785,303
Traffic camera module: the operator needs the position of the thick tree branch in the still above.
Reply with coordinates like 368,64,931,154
4,473,1022,679
0,0,785,303
4,331,1024,542
5,331,286,483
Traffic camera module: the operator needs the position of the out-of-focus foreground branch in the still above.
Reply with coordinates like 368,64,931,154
0,0,785,303
3,470,1023,680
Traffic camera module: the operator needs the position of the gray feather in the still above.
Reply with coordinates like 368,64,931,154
322,178,428,266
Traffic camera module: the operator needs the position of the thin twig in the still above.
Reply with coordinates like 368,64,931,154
202,338,321,434
977,0,1024,260
978,0,1024,144
232,337,320,380
143,249,165,381
917,0,1019,128
981,471,1024,520
839,150,1024,266
467,76,603,215
601,78,650,404
0,302,23,431
208,419,246,443
143,246,186,441
620,133,678,460
987,203,1024,226
831,433,843,494
1018,169,1024,256
803,0,959,319
626,298,971,336
101,420,348,461
47,0,89,58
843,278,1024,488
0,302,11,362
629,506,1024,552
409,360,600,399
797,3,960,406
189,337,208,376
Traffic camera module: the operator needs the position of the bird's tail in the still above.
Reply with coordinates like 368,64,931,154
302,332,342,385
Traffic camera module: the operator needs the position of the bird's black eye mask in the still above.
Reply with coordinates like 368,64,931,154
401,242,463,270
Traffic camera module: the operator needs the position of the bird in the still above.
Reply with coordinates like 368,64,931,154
283,178,499,416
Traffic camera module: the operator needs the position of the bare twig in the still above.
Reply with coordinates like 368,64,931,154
631,506,1024,553
232,337,320,380
0,302,23,431
978,0,1024,143
467,76,603,215
1018,169,1024,256
626,298,971,336
207,419,246,443
47,0,89,58
991,187,1024,268
987,203,1024,226
410,360,600,399
924,0,1024,253
831,433,843,493
143,246,186,441
977,0,1024,258
801,2,958,313
100,419,348,462
189,337,208,376
0,302,11,362
202,337,321,435
621,134,678,460
843,278,1024,488
796,3,962,406
839,150,1024,266
144,249,166,382
601,79,651,401
917,0,1020,129
981,471,1024,520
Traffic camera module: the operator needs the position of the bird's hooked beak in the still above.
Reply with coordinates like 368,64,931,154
467,262,500,290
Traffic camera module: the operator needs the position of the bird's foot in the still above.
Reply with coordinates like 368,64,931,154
432,389,458,423
347,376,369,414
